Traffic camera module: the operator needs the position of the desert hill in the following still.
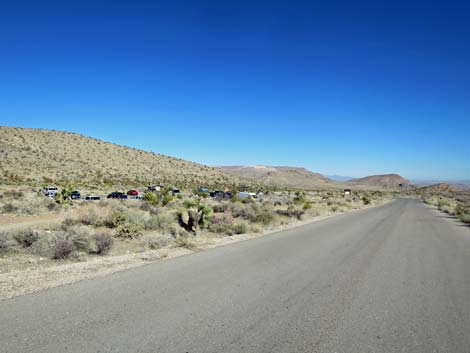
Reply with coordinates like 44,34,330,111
0,126,248,190
347,174,410,189
218,165,340,190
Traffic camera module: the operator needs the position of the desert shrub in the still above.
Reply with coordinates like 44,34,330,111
167,223,189,237
52,238,75,259
116,223,142,238
3,189,24,199
60,217,79,230
455,202,470,224
459,213,470,224
126,209,150,226
76,206,108,227
212,202,229,213
142,191,159,206
229,202,257,221
0,232,12,251
231,221,249,234
208,212,234,234
143,233,173,249
437,199,451,209
2,203,18,213
93,232,114,255
66,225,94,252
183,199,198,208
14,229,40,248
362,195,371,205
144,212,176,231
293,192,306,204
10,193,44,215
29,232,56,257
106,210,128,228
423,196,439,206
439,204,455,214
303,201,313,210
277,206,304,220
255,210,274,225
46,200,57,211
162,194,174,206
175,235,197,250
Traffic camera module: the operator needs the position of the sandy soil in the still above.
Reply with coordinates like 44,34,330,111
0,212,66,231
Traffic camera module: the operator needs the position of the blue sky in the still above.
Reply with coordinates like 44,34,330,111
1,1,469,180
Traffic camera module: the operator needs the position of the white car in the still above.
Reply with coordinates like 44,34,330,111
43,186,59,198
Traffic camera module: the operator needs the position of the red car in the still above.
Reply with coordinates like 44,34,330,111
127,190,139,196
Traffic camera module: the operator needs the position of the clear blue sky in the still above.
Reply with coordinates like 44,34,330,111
1,1,469,180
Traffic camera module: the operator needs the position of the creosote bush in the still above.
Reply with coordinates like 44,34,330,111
0,231,11,251
277,206,304,220
144,233,173,249
53,238,75,259
116,223,143,239
231,221,249,235
175,235,198,250
106,210,128,228
14,229,40,248
93,232,114,255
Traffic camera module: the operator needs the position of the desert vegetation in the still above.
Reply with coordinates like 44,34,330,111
423,193,470,225
0,126,253,190
0,188,59,215
0,188,391,273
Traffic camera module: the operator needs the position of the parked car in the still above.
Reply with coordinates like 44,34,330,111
70,191,81,200
238,191,257,200
85,195,101,201
107,192,127,199
42,186,59,198
209,190,225,198
127,190,139,196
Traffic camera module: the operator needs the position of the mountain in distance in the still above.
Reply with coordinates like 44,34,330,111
346,174,411,190
218,165,339,190
326,175,353,182
412,179,470,191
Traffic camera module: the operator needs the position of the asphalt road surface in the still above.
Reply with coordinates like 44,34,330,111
1,198,470,353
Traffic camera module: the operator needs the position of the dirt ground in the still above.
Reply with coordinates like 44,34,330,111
0,212,66,231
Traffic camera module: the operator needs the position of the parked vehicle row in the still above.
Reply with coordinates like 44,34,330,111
41,185,257,202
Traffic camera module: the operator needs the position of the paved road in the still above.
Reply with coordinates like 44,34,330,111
1,199,470,353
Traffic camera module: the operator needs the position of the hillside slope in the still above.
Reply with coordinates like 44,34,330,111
347,174,410,189
218,165,340,190
0,126,247,190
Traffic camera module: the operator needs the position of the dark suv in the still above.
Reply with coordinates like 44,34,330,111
107,192,127,199
70,191,81,200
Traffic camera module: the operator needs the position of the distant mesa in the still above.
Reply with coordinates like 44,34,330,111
346,174,411,189
218,165,337,189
